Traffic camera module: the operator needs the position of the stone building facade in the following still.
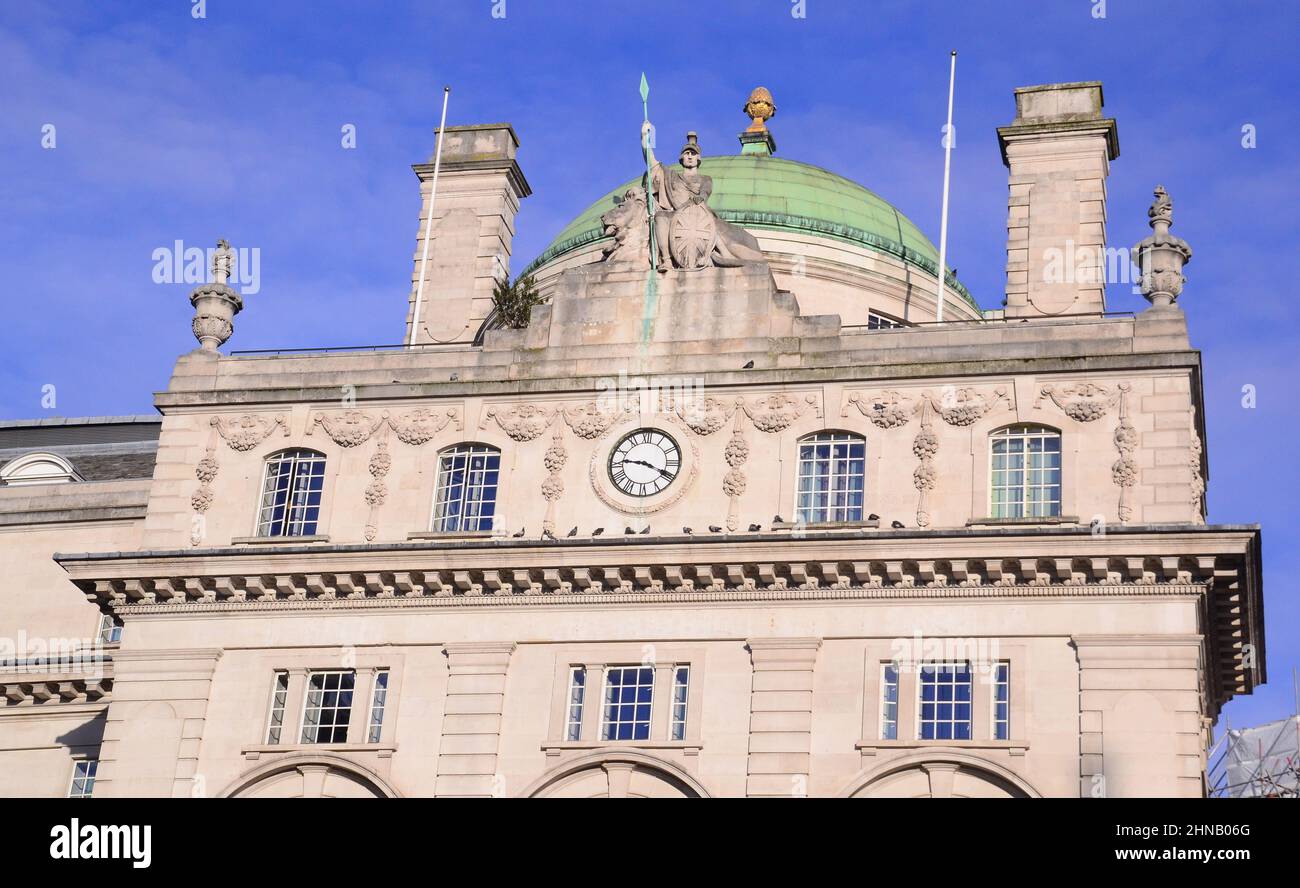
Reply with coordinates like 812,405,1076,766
0,81,1263,798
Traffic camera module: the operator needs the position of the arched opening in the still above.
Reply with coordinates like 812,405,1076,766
839,751,1042,799
522,750,710,799
221,754,400,799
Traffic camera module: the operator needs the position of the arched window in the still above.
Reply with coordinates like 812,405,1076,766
795,431,865,524
0,451,82,486
432,443,501,532
989,425,1061,519
256,449,326,537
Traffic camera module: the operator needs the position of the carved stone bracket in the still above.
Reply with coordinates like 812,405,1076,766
212,413,287,452
482,403,556,442
309,410,384,447
1036,382,1124,423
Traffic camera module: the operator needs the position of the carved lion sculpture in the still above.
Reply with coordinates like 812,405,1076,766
600,186,649,265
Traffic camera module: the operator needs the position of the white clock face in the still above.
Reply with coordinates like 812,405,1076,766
608,429,681,497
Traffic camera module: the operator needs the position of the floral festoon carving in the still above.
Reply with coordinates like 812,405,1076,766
925,386,1008,427
741,393,819,433
562,402,627,440
1036,382,1124,423
721,411,750,531
671,395,738,436
541,425,568,534
844,391,913,429
912,400,940,528
212,413,287,451
386,407,458,446
190,422,226,545
1190,407,1206,524
1111,383,1138,523
310,410,383,447
484,403,554,442
363,431,392,542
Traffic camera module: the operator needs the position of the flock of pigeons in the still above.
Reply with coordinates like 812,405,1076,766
518,514,908,541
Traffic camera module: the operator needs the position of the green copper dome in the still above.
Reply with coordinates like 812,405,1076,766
523,154,976,308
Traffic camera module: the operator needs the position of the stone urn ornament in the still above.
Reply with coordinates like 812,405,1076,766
1133,186,1192,308
189,238,244,351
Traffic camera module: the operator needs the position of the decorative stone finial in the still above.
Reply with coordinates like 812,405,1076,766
739,87,777,156
189,238,244,352
1133,185,1193,309
743,86,776,132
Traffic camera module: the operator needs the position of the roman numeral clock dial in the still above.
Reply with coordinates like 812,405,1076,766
608,429,681,497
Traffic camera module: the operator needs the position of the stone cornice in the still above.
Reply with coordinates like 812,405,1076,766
57,525,1260,714
156,337,1201,411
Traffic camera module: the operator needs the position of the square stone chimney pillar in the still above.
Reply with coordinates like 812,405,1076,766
997,83,1119,318
404,123,531,345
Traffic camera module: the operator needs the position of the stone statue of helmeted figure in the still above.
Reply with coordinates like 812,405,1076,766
638,121,765,272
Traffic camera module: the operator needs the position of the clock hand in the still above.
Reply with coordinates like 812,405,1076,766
625,458,674,480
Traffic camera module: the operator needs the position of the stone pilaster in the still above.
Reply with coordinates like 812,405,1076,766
1073,635,1205,798
405,124,531,345
745,638,821,797
435,641,516,797
998,82,1119,318
95,648,222,798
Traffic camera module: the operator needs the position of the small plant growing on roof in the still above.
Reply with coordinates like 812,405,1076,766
490,273,544,329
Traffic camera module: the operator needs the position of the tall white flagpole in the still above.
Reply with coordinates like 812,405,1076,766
935,51,956,325
408,86,451,347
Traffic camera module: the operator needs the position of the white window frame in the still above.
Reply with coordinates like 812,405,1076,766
866,310,906,330
264,670,290,744
917,661,973,741
299,669,355,745
68,760,97,798
989,425,1062,519
795,431,867,524
599,665,656,742
565,666,587,741
255,449,327,538
367,670,390,744
97,613,122,646
880,661,900,740
669,665,690,741
430,443,501,533
993,662,1010,740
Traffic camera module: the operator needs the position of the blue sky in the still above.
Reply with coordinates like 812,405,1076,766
1,1,1296,729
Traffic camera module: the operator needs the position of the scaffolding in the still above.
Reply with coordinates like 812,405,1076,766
1209,715,1300,798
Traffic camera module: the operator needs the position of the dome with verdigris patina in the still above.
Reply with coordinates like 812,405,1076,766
522,153,979,313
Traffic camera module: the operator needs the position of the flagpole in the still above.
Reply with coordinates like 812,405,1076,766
935,51,956,325
408,86,451,347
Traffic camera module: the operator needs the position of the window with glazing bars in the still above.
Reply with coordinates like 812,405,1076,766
990,426,1061,519
795,432,865,524
919,662,972,740
993,662,1010,740
256,449,326,537
300,670,354,744
669,666,690,741
367,671,390,743
565,667,586,741
867,311,906,329
432,444,500,532
600,666,654,741
265,670,289,744
881,662,900,740
68,761,97,798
